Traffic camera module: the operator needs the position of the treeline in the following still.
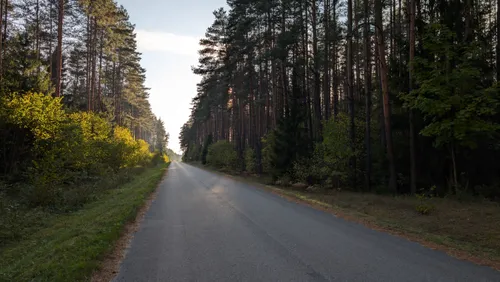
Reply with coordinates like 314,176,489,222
180,0,500,199
0,0,168,208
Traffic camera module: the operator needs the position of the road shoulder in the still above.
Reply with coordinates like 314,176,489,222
187,162,500,272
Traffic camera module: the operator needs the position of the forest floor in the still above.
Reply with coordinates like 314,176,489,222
0,163,169,282
192,163,500,271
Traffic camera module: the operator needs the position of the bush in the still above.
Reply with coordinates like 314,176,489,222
261,131,276,174
151,152,170,166
206,141,237,170
244,148,257,174
184,143,202,162
201,135,213,165
0,92,157,208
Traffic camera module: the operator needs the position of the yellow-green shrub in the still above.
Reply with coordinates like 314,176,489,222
111,127,152,168
1,92,65,140
0,92,157,207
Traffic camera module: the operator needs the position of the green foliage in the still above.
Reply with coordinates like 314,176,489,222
1,92,65,140
321,113,365,181
184,143,202,162
206,141,238,170
0,164,168,281
261,131,276,174
403,24,500,150
293,113,365,187
201,134,213,165
0,92,157,208
244,147,257,174
415,186,437,215
264,115,310,179
151,152,167,166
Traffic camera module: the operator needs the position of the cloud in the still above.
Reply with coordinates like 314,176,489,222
136,30,200,57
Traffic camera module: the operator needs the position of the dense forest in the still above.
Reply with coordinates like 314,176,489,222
0,0,169,210
181,0,500,198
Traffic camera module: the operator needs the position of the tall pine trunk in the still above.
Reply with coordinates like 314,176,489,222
0,0,4,84
375,0,398,193
324,0,331,121
348,0,356,188
332,0,339,120
55,0,64,97
312,0,322,139
364,0,372,191
497,0,500,81
409,0,417,194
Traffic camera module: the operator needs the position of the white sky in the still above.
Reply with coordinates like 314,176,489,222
116,0,227,154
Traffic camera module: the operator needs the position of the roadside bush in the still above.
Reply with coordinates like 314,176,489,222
292,114,365,188
0,92,157,208
206,141,237,169
261,131,276,174
244,147,257,174
185,143,202,162
151,152,170,166
201,134,213,165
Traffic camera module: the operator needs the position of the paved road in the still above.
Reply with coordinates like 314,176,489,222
114,162,500,282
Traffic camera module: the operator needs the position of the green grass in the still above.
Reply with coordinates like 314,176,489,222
0,163,168,282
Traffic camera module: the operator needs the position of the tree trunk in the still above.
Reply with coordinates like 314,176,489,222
312,0,322,139
375,0,398,193
348,0,356,188
35,0,40,75
497,0,500,81
97,29,104,112
91,17,97,110
332,0,339,120
2,0,7,77
0,0,4,84
86,9,91,110
324,0,330,121
364,0,372,191
55,0,64,97
409,0,417,194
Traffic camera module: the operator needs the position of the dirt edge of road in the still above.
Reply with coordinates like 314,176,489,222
90,170,168,282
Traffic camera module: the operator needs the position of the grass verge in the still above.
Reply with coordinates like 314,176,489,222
192,163,500,271
0,163,168,282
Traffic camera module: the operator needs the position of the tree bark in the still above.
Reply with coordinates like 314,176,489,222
97,29,104,112
55,0,64,97
409,0,417,194
312,0,322,139
91,17,97,110
0,0,4,83
497,0,500,81
375,0,398,193
348,0,356,188
324,0,331,121
332,0,339,120
364,0,372,191
35,0,40,75
86,8,91,110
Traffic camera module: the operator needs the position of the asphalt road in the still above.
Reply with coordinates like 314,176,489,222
114,162,500,282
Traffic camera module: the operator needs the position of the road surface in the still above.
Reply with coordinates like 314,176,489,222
114,162,500,282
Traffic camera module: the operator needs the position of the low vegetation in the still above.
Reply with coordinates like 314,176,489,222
0,163,169,281
0,92,171,280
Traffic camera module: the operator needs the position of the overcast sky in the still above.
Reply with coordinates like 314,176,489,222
116,0,228,153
